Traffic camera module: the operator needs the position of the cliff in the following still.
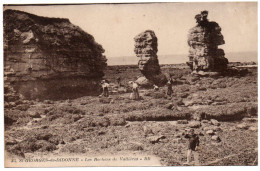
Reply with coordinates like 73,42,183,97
4,9,107,100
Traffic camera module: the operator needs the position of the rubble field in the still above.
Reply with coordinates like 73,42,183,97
4,65,258,166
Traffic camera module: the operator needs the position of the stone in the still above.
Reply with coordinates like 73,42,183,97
229,127,236,131
28,111,41,118
5,138,18,146
125,142,144,151
183,100,194,107
135,76,153,87
211,135,221,142
188,121,201,128
242,117,258,123
187,11,228,73
248,127,257,131
175,132,184,138
204,126,221,132
201,120,210,124
134,30,167,86
177,120,188,124
236,123,249,130
210,119,220,126
147,135,166,144
165,103,173,109
206,130,215,135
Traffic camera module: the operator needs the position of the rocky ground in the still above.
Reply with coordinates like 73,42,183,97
4,65,258,166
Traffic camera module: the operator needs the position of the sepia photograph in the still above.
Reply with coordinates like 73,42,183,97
2,1,258,167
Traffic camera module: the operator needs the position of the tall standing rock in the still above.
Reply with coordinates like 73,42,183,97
134,30,167,86
4,9,107,100
187,11,228,73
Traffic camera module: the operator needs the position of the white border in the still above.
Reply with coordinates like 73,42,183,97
0,1,259,171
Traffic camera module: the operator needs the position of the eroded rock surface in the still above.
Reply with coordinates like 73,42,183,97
134,30,167,86
4,9,107,99
187,11,228,73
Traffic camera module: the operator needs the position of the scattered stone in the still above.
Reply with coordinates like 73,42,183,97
135,76,153,87
211,135,221,142
248,127,257,131
237,123,249,130
206,130,215,135
28,111,41,118
41,125,49,129
242,117,258,123
126,142,144,151
210,119,220,126
147,135,166,144
188,121,201,128
172,138,181,143
99,97,111,103
229,127,236,131
177,120,188,124
199,132,204,136
183,100,194,107
204,126,222,132
201,120,210,124
143,125,154,137
5,139,18,146
98,130,106,135
125,123,131,128
180,93,189,98
165,103,173,109
175,132,183,138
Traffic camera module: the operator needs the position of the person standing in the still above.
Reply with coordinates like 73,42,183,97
166,78,173,97
116,76,121,87
129,81,139,100
184,129,200,165
101,80,109,97
153,84,159,91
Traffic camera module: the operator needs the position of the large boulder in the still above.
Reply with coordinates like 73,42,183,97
187,11,228,73
134,30,167,86
135,76,153,87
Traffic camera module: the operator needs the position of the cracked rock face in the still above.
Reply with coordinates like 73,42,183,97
187,11,228,73
4,9,107,100
4,9,107,82
134,30,166,86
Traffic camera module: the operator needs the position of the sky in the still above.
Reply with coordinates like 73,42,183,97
4,2,258,58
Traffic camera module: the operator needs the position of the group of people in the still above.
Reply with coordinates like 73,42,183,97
100,77,175,99
100,77,200,165
100,78,140,100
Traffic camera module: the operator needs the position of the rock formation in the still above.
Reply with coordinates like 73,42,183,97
134,30,167,86
187,11,228,73
4,9,107,100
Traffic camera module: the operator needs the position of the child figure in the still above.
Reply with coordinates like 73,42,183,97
184,129,200,165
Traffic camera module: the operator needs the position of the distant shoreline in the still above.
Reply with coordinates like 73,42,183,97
107,61,258,67
107,51,258,66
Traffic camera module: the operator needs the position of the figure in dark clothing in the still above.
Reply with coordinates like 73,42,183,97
116,77,121,87
166,78,173,97
184,129,200,165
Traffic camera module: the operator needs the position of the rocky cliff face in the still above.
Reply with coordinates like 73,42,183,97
134,30,167,86
187,11,228,73
4,9,107,100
